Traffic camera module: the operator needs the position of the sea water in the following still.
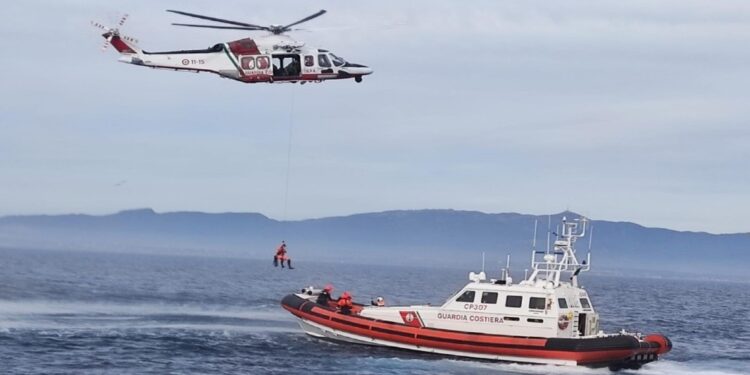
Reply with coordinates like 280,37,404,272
0,248,747,374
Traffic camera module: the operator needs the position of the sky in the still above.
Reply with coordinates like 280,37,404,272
1,0,749,233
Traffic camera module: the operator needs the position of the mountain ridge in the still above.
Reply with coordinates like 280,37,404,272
1,208,747,277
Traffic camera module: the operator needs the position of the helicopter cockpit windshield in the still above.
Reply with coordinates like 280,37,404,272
329,53,347,67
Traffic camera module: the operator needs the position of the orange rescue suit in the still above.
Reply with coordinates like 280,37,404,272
337,298,353,309
337,296,353,314
275,245,287,260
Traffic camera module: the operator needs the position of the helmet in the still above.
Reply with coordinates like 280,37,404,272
323,284,333,292
376,297,384,303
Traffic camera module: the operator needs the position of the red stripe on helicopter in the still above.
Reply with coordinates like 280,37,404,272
110,36,136,54
227,38,261,56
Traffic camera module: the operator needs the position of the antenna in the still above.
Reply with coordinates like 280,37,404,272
546,215,551,254
506,254,511,271
588,224,595,252
481,252,485,273
506,254,512,285
532,219,538,250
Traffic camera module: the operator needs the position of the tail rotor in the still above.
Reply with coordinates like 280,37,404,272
91,13,139,54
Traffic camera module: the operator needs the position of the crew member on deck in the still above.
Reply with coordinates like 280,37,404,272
337,291,353,315
273,241,293,269
316,284,335,306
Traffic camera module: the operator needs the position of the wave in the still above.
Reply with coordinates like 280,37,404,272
0,299,297,332
635,360,749,375
381,358,748,375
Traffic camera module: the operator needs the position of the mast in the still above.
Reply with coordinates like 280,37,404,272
525,216,591,287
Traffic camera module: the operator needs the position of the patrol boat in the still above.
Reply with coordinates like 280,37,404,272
281,217,671,370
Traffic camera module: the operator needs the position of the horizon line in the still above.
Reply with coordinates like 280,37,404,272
1,207,746,236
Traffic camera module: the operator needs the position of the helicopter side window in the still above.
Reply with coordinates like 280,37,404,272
318,54,331,68
304,55,314,67
558,298,568,309
240,57,255,70
256,56,270,69
455,290,475,303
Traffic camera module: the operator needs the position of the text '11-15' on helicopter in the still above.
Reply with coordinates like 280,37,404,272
92,10,373,84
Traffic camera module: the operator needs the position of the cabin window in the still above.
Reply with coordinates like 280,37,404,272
256,56,270,69
481,292,498,304
304,55,314,67
527,318,544,323
529,297,546,310
240,56,255,70
505,295,522,308
504,316,520,321
580,298,591,309
558,298,568,309
318,54,331,67
456,290,475,303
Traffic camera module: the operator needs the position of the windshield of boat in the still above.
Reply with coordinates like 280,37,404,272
455,290,475,303
329,53,346,66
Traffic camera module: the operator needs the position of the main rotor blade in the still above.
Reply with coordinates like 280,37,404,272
171,23,267,31
118,13,129,27
166,9,264,28
282,9,326,30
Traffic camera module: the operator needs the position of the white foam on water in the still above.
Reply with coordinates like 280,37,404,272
0,299,295,332
0,299,290,320
441,359,609,375
364,357,747,375
635,360,748,375
0,320,299,333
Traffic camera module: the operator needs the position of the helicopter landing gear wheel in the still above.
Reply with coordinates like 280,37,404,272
355,76,362,83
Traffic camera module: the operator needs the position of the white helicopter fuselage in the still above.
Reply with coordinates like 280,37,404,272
107,33,372,84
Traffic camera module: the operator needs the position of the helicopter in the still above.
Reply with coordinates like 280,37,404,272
92,10,373,84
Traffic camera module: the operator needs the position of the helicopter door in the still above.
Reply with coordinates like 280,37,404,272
302,55,315,76
272,54,301,79
317,53,333,74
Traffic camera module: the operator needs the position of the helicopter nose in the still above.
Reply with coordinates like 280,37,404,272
343,62,373,76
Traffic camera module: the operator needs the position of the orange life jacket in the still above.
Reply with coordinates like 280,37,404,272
276,246,286,256
337,297,353,309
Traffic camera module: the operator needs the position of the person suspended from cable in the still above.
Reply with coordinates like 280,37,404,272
273,240,293,269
